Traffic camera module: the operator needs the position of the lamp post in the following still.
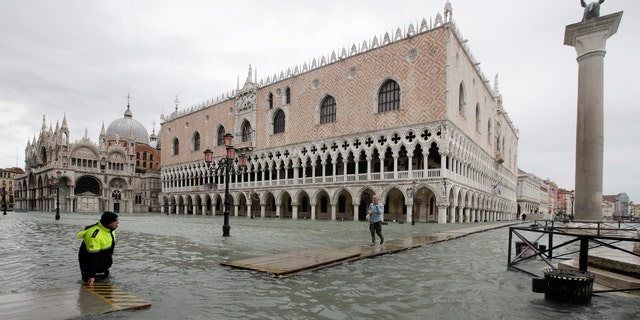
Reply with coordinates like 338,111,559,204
203,133,247,237
48,170,62,220
1,182,7,215
406,181,417,225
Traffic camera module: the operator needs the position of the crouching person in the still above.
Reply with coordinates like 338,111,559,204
78,211,119,286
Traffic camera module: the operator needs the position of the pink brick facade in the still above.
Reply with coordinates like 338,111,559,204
160,12,518,224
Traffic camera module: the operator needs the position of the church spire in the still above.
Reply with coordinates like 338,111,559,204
124,93,133,118
61,114,69,131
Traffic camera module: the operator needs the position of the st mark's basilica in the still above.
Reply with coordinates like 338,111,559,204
14,105,161,214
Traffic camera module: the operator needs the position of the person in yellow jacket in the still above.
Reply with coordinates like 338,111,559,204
78,211,119,286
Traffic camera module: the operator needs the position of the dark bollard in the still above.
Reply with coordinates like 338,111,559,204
542,269,595,305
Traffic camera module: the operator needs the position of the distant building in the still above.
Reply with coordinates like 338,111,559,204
556,188,575,221
544,179,559,216
603,193,630,219
14,105,161,214
0,167,25,211
158,4,519,223
517,169,546,218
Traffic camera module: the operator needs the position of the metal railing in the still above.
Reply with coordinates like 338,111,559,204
508,220,640,294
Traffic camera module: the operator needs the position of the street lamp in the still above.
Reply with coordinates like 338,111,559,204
48,171,62,220
203,133,247,237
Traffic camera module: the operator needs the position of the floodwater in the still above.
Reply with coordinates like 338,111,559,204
1,212,638,320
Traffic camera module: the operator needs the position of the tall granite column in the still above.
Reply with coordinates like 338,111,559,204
564,12,623,221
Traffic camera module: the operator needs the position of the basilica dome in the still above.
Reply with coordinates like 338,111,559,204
105,105,150,144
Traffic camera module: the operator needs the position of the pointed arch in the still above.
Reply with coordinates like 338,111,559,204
241,120,252,142
217,125,226,146
378,79,400,112
273,109,285,134
192,131,201,151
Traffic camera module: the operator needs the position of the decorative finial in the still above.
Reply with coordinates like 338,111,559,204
247,64,252,83
126,93,132,106
174,95,179,111
444,1,453,23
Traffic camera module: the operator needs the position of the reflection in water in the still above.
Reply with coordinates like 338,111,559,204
1,212,638,319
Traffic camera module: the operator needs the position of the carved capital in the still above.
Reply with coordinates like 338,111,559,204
564,11,623,58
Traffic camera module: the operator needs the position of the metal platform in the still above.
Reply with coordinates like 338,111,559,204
0,283,150,320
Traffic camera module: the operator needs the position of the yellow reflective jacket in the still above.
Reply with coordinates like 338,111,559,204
78,222,116,252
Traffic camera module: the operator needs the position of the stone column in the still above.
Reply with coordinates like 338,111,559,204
564,12,623,221
406,203,413,224
437,204,448,224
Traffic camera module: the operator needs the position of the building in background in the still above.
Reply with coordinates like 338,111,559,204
0,167,25,211
14,105,161,214
517,169,545,219
159,3,519,223
603,193,630,219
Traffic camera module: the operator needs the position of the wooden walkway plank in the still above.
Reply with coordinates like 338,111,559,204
223,222,520,277
224,248,361,276
0,283,150,320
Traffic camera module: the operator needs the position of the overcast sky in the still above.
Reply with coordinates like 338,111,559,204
1,0,637,202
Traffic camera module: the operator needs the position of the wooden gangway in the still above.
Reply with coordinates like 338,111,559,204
223,222,519,277
0,283,150,320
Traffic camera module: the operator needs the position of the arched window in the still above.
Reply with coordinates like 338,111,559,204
241,121,252,142
172,138,179,156
378,79,400,112
268,92,273,109
192,131,200,151
273,110,285,134
285,87,291,104
475,103,481,132
459,82,466,115
487,120,492,145
320,95,336,124
217,126,226,146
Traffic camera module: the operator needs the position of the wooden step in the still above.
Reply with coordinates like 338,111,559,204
558,259,640,293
